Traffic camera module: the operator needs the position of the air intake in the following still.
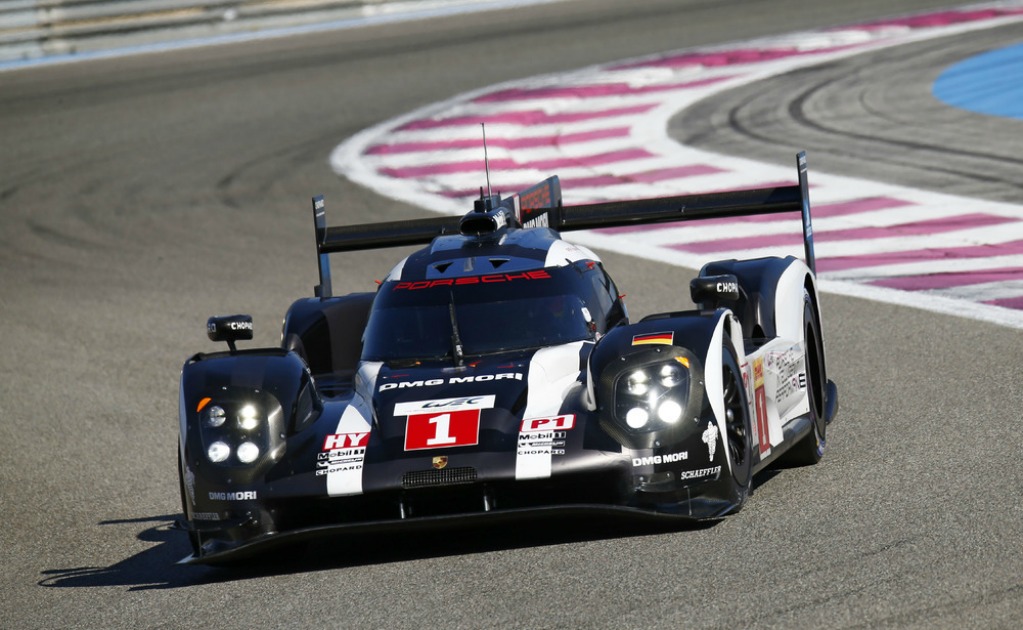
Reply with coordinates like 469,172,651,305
402,467,477,489
460,207,511,236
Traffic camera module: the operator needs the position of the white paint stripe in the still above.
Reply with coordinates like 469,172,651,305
820,278,1023,328
379,117,651,142
331,3,1023,328
702,221,1023,262
463,93,678,113
516,368,554,480
825,254,1023,281
515,341,586,480
514,434,553,480
325,361,381,497
925,279,1023,301
365,138,646,168
386,119,617,138
626,211,921,247
325,402,373,497
539,218,1023,333
601,202,1004,247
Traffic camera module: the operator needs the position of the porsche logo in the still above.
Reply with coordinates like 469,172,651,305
432,456,448,470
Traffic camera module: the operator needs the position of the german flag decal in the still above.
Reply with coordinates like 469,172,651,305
632,331,674,346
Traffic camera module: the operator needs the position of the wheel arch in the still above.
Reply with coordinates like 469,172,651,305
803,272,829,383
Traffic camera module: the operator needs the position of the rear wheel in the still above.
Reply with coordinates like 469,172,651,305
783,292,826,465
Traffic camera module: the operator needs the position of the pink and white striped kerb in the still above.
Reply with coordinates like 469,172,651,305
332,3,1023,328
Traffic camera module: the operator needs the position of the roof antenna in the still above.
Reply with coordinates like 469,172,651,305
481,123,493,200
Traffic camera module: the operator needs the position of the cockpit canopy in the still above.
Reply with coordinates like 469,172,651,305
361,259,626,362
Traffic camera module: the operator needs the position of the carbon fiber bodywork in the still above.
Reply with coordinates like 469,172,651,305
177,155,838,564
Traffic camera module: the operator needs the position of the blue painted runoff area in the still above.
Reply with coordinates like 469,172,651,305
933,43,1023,119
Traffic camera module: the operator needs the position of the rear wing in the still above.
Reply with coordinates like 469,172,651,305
312,152,814,298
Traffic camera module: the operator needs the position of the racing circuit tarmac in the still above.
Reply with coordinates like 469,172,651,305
2,0,1022,627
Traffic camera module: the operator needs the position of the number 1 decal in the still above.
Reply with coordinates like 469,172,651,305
405,409,481,451
753,357,771,457
426,414,456,446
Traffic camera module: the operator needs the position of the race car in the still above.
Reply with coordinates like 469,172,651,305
177,152,837,564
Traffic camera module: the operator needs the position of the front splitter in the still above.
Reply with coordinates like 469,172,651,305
179,500,732,565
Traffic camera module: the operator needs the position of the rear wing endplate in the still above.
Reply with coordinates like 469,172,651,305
311,152,814,297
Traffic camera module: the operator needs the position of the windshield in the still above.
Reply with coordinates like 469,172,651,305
362,265,600,361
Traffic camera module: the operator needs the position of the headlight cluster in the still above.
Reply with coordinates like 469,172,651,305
615,357,693,432
199,400,267,465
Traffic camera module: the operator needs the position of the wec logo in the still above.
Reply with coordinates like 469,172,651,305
424,397,486,409
393,395,496,416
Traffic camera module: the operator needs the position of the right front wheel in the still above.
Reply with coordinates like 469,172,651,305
178,449,202,557
722,337,753,507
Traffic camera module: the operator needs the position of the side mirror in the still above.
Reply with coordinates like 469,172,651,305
690,274,740,309
207,314,253,353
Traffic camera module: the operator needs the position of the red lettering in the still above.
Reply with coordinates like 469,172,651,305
752,358,770,456
391,270,552,290
519,186,551,211
323,432,370,450
755,384,769,455
521,414,575,432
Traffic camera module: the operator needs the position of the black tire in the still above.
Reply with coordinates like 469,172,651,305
783,291,827,466
177,448,201,556
722,337,753,507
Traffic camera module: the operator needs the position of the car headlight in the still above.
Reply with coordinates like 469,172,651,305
625,370,650,396
236,441,260,464
658,361,686,387
657,399,683,424
598,346,703,449
196,398,273,466
625,407,650,429
614,357,692,430
205,405,226,428
207,441,231,463
238,404,260,431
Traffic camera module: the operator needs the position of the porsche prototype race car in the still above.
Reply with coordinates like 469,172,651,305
177,152,837,564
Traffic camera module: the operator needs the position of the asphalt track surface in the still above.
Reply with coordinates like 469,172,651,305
673,20,1023,204
2,0,1021,628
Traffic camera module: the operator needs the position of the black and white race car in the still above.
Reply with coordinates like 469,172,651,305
177,152,837,564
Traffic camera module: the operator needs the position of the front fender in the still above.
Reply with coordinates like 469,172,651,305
178,349,320,517
588,309,737,450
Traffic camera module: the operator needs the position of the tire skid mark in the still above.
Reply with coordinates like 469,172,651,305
333,2,1023,328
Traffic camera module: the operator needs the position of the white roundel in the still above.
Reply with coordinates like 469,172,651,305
383,255,410,281
544,239,601,268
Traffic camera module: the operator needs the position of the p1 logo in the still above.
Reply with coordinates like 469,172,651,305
520,414,575,432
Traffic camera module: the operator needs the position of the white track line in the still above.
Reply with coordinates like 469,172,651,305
332,2,1023,328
